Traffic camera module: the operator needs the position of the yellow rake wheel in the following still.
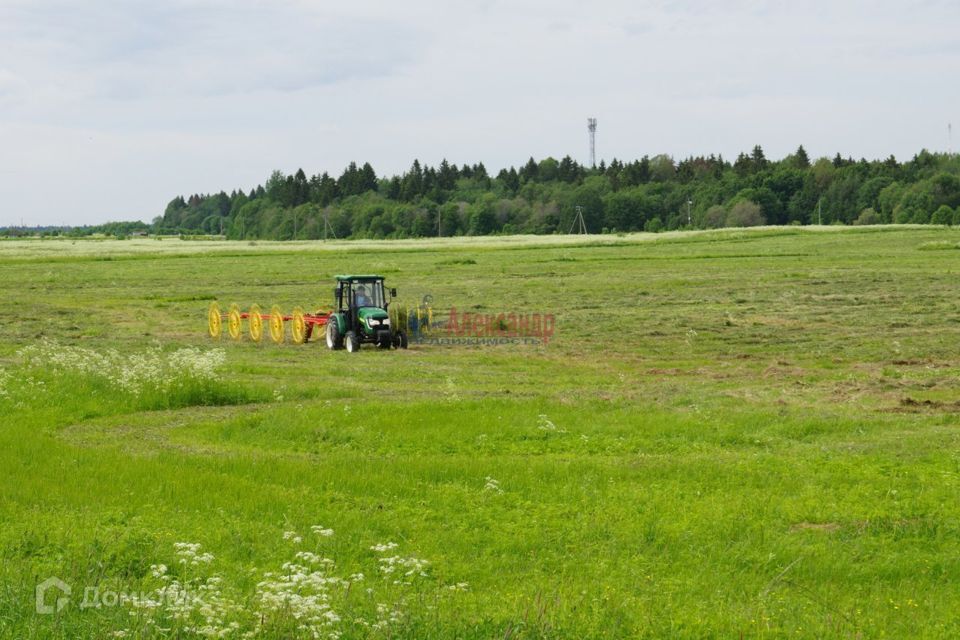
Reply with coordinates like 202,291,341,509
228,303,242,340
291,307,307,344
248,304,263,342
207,301,222,339
269,306,285,344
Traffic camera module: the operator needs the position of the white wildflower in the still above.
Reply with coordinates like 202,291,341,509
483,477,503,494
294,551,335,566
311,525,334,537
174,542,214,565
537,413,567,434
377,555,429,580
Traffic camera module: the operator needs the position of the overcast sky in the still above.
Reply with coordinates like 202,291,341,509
1,0,958,226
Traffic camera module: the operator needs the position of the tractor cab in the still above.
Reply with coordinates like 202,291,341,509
326,275,407,352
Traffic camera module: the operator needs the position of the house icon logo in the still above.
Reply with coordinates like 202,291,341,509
36,576,71,614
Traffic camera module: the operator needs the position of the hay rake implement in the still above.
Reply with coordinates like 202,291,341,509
207,301,331,344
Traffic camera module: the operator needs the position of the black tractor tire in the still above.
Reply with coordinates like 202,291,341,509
377,335,391,349
398,331,408,349
345,330,360,353
326,320,343,350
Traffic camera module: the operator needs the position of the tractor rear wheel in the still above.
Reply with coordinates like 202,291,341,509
326,320,343,350
345,330,360,353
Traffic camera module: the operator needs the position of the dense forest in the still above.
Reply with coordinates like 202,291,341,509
157,147,960,239
8,147,960,239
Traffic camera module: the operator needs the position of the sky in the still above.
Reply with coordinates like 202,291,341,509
1,0,959,226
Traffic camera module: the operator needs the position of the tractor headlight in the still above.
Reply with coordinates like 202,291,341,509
367,318,380,327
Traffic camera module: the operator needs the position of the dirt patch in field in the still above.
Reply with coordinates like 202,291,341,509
790,522,840,533
888,359,955,369
646,367,686,375
762,364,807,378
882,397,960,413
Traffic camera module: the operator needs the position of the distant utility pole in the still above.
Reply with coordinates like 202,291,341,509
570,205,588,234
322,209,337,241
587,118,597,168
687,199,693,227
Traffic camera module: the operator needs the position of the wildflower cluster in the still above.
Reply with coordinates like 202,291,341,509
176,542,215,566
537,413,566,433
0,367,9,399
112,527,463,639
483,477,504,494
254,555,344,638
17,339,226,397
371,542,430,586
121,549,242,639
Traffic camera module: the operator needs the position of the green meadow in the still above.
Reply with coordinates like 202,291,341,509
1,226,959,638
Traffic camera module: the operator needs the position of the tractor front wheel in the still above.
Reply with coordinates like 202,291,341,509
326,320,343,350
345,331,360,353
397,331,408,349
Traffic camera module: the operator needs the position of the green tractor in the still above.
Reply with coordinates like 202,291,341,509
325,275,409,352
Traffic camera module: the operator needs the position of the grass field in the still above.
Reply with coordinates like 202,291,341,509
2,226,959,638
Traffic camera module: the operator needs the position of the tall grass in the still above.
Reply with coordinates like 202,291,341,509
11,340,261,413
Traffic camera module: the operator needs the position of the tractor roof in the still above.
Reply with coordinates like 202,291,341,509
335,274,384,281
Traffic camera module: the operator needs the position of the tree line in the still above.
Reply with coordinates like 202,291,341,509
22,147,960,240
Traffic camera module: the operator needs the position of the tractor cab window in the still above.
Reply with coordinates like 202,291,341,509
352,281,384,308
